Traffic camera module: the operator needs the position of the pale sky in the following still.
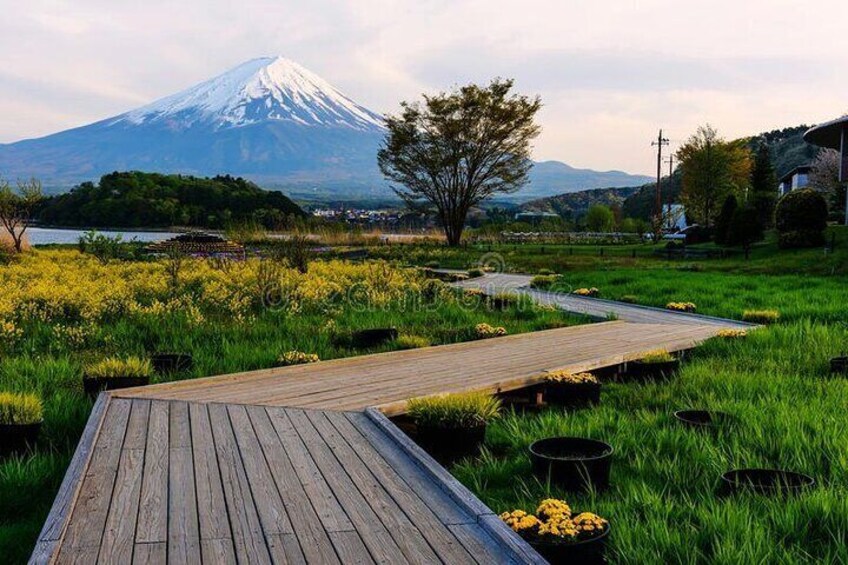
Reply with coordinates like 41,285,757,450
1,0,847,175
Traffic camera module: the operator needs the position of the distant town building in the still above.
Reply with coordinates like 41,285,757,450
778,165,811,196
514,211,560,223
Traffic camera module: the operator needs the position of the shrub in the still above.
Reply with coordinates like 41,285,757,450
620,295,638,304
395,335,430,350
638,349,675,363
475,323,507,338
716,328,748,339
0,392,43,425
407,392,501,428
277,350,320,366
467,268,485,278
421,278,449,300
78,230,128,264
537,268,556,276
424,260,440,269
775,189,828,248
714,194,738,246
726,206,765,251
544,371,598,384
530,274,559,290
742,310,780,324
572,287,600,297
666,302,697,313
84,357,152,379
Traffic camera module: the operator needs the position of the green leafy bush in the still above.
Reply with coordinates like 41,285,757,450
84,357,152,379
742,310,780,324
638,349,675,364
408,392,501,428
775,189,828,249
395,335,431,350
0,392,43,425
467,268,485,278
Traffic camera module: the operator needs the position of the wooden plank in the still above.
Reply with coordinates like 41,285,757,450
57,398,132,559
133,541,167,564
264,406,353,534
227,404,293,535
449,524,519,565
169,445,201,564
246,405,342,565
98,399,150,562
136,400,169,544
343,412,473,526
279,409,409,564
327,531,376,565
189,403,235,561
208,403,272,564
30,394,108,565
267,533,307,565
317,411,475,563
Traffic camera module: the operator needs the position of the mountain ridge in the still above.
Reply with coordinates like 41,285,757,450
0,56,651,199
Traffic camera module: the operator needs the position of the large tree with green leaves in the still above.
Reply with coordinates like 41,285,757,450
749,143,778,227
0,177,43,253
676,125,752,229
378,79,541,246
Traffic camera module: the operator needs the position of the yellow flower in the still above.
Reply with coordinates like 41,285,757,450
544,371,598,385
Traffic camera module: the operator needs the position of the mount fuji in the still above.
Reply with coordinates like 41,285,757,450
0,56,651,199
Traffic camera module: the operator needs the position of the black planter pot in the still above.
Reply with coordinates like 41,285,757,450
415,423,487,464
674,409,731,430
0,422,42,455
628,358,680,380
531,527,610,565
151,352,194,374
545,382,602,408
830,356,848,375
719,469,814,496
349,328,399,348
529,437,613,492
83,376,150,395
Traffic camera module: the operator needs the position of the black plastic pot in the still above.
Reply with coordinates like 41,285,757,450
545,382,602,408
531,527,610,565
0,421,42,455
830,356,848,375
529,437,613,492
674,410,731,430
415,423,487,464
151,352,193,374
83,375,150,395
349,328,399,348
719,469,814,496
628,358,680,380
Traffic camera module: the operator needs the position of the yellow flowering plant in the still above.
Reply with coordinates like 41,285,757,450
716,328,747,339
500,498,608,544
666,302,697,313
544,371,598,385
572,287,600,297
475,323,507,338
277,351,320,366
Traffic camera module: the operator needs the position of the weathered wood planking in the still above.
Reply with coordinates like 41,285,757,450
36,399,543,563
114,321,729,414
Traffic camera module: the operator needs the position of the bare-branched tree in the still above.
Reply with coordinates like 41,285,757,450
378,79,541,246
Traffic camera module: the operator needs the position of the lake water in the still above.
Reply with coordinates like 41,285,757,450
27,227,180,245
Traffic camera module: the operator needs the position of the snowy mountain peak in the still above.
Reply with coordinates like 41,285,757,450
117,56,385,131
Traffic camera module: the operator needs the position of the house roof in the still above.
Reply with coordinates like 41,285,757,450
779,165,812,183
804,115,848,149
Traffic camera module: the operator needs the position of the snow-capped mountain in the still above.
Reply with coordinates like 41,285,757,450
117,57,384,132
0,56,651,199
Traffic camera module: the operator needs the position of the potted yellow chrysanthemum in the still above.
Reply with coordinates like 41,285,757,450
543,371,601,408
500,498,609,564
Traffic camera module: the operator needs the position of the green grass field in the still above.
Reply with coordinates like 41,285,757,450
3,230,848,563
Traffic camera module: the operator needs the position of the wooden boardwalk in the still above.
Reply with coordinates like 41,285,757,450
32,279,747,564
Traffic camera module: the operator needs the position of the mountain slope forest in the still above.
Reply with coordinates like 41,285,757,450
36,172,305,229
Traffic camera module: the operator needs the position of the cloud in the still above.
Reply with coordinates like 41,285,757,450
1,0,848,175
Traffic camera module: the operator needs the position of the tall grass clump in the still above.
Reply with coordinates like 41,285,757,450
408,392,502,428
84,357,152,379
0,393,43,425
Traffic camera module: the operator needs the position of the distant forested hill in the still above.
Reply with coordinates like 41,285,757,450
37,171,305,229
521,186,641,219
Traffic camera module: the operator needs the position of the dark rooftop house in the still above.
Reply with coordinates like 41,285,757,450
778,165,812,197
804,115,848,224
145,232,245,255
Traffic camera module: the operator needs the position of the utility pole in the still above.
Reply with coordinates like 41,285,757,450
651,129,669,230
664,153,675,229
